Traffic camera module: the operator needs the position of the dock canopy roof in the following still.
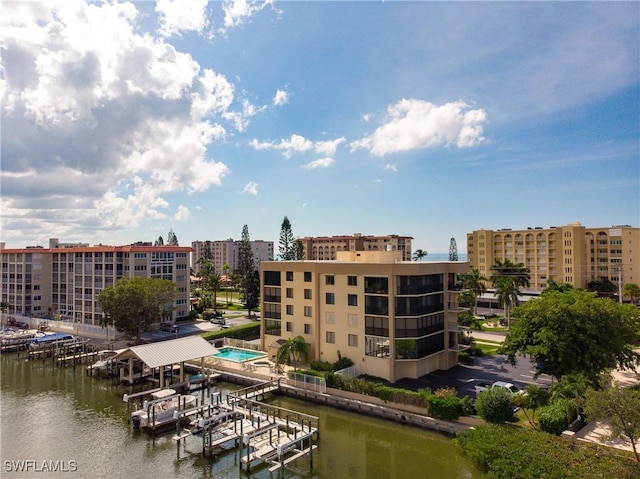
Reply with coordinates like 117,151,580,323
114,336,218,369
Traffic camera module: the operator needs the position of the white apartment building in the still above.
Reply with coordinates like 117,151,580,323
191,239,274,275
1,240,192,325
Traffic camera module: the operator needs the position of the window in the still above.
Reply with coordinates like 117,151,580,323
286,271,293,281
304,306,312,317
264,271,281,285
286,288,294,298
348,275,357,286
325,275,335,285
304,324,312,334
304,272,312,282
348,314,358,327
326,292,335,304
286,321,293,332
286,305,294,315
326,312,335,324
348,334,358,347
304,289,312,300
326,331,335,344
348,294,358,306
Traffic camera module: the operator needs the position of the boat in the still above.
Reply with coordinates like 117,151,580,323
130,389,196,430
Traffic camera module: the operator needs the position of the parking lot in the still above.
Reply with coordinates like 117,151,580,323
395,333,553,397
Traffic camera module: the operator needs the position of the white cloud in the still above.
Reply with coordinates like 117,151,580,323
250,134,346,160
174,205,191,220
0,0,245,241
315,138,345,156
350,99,487,156
273,89,288,106
303,158,334,170
156,0,210,37
242,181,259,195
220,0,274,33
383,163,398,172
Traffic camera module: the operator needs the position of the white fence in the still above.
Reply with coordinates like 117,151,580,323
334,364,359,378
287,371,327,394
1,313,119,340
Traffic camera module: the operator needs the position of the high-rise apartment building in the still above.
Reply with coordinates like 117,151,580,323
298,233,413,262
0,239,192,324
191,239,274,275
467,222,640,291
260,250,468,382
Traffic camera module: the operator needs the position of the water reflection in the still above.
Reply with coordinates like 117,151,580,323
1,353,481,479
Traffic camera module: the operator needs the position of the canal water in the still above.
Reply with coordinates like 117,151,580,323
0,353,481,479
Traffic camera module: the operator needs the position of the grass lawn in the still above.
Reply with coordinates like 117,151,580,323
475,342,501,355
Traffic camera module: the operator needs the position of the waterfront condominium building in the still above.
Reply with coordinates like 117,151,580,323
260,249,468,383
191,239,274,275
298,233,414,262
0,239,192,324
467,222,640,292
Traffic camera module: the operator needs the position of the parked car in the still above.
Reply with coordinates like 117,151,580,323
210,317,226,325
475,380,525,396
159,323,179,333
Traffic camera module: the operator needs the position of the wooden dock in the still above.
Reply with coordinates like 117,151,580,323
171,380,320,475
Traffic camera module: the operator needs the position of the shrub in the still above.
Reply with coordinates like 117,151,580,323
455,425,640,479
200,322,260,342
309,360,333,372
458,351,473,364
475,388,514,423
427,392,472,420
538,400,571,436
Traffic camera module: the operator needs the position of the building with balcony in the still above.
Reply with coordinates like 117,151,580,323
298,233,413,262
191,239,274,275
467,222,640,292
260,250,468,383
0,239,192,325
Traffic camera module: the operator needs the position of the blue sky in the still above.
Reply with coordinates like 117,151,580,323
1,1,638,254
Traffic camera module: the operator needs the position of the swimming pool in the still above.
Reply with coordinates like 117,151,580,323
212,347,267,363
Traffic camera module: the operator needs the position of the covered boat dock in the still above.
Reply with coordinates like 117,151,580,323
113,336,219,387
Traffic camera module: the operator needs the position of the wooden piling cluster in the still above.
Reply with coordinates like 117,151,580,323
26,338,94,366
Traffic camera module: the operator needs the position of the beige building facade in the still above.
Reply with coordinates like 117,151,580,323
467,222,640,292
191,239,274,275
1,240,192,325
260,250,468,383
298,233,413,262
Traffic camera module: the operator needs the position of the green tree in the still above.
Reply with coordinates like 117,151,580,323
276,335,310,371
550,373,589,427
448,237,458,261
237,225,256,315
494,276,520,329
412,249,428,261
279,216,296,260
243,270,260,317
500,289,640,384
585,384,640,462
197,257,222,313
544,280,574,294
166,229,179,246
294,238,305,260
513,384,550,430
154,235,164,246
623,283,640,304
98,277,177,343
459,268,487,316
475,387,514,423
587,279,617,298
490,259,530,289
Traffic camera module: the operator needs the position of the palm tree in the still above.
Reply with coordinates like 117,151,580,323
494,276,520,329
459,268,487,316
276,335,310,371
412,249,428,261
490,259,530,289
197,257,223,313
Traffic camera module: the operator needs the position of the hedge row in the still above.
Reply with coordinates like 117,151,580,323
200,322,260,342
455,425,640,479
